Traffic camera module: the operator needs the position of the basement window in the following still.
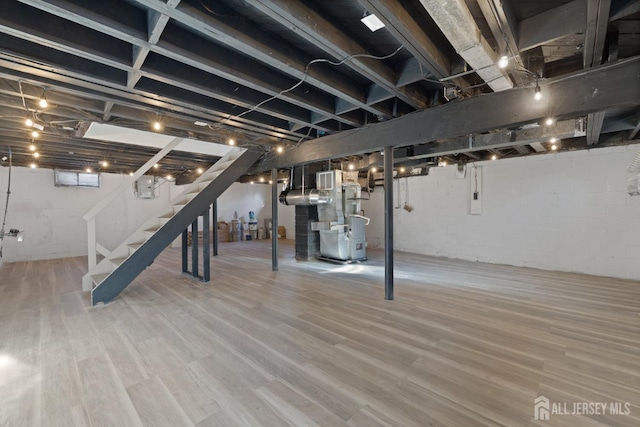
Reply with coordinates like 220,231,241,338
54,170,101,188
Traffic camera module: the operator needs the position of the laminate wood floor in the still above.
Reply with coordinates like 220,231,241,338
0,240,638,426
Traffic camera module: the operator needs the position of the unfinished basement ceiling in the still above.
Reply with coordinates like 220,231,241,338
0,0,638,175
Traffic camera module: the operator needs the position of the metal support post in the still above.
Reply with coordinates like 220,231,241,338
384,146,394,300
271,168,279,271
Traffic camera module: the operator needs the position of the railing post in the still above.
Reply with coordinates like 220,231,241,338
87,217,97,271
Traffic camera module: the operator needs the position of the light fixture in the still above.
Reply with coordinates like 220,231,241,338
31,130,39,138
1,156,7,161
193,121,208,127
534,83,542,101
276,145,284,154
259,177,265,182
101,160,109,167
371,167,377,173
361,13,385,32
30,163,37,169
165,174,173,181
348,163,355,171
29,144,36,151
269,180,273,184
85,167,92,173
33,152,40,158
545,118,555,126
38,96,48,109
551,144,558,151
153,163,159,169
399,167,406,173
25,117,33,127
498,55,509,69
129,172,134,176
228,138,235,146
250,181,254,185
153,121,162,131
550,137,557,143
438,159,448,167
196,167,204,174
491,154,497,161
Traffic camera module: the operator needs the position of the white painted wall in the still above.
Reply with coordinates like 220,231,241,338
0,167,176,263
362,145,640,281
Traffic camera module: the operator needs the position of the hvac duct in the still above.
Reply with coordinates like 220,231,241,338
628,151,640,196
417,0,513,92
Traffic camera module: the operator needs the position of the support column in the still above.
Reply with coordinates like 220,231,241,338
384,146,394,300
212,202,218,256
203,207,210,282
191,219,198,278
271,168,279,271
181,229,188,274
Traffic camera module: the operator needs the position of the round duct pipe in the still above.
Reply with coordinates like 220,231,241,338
279,189,331,206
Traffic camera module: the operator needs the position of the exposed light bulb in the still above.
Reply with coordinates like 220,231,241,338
551,144,558,151
129,172,134,176
348,163,355,170
38,97,48,108
276,145,284,154
399,167,406,173
165,175,173,181
550,137,557,143
259,177,265,182
30,163,37,169
269,180,273,184
86,168,92,173
545,118,555,126
153,121,162,131
534,85,542,101
101,160,108,167
498,55,509,69
491,154,497,161
441,160,447,166
371,167,377,173
33,152,40,158
31,130,39,138
250,181,254,185
196,167,204,174
154,163,159,169
228,138,235,146
29,144,36,151
25,118,33,127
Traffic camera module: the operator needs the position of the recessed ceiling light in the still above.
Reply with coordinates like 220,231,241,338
361,13,385,32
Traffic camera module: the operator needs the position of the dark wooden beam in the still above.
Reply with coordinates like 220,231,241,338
257,57,640,170
587,110,607,145
518,0,587,52
584,0,612,68
243,0,428,110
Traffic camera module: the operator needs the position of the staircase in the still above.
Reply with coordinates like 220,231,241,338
85,147,260,305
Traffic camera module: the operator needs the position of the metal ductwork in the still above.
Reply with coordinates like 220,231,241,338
628,151,640,196
417,0,513,92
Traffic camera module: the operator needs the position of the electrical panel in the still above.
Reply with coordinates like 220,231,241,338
135,175,158,199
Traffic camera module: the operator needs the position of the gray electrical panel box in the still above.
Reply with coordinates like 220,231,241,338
135,175,158,199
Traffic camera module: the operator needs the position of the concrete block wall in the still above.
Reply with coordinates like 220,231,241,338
362,145,640,281
0,167,175,263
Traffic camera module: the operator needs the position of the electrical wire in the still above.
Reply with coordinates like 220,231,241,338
209,45,405,131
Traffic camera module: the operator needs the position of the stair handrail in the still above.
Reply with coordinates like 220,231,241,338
83,137,184,273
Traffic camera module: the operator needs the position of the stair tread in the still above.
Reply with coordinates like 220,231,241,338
92,273,110,285
109,257,128,266
144,225,162,233
127,242,145,249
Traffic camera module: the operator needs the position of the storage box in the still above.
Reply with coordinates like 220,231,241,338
277,226,286,239
217,221,229,231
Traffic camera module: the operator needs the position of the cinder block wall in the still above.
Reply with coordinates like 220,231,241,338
362,145,640,280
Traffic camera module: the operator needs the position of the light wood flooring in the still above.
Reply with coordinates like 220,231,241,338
0,240,639,426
